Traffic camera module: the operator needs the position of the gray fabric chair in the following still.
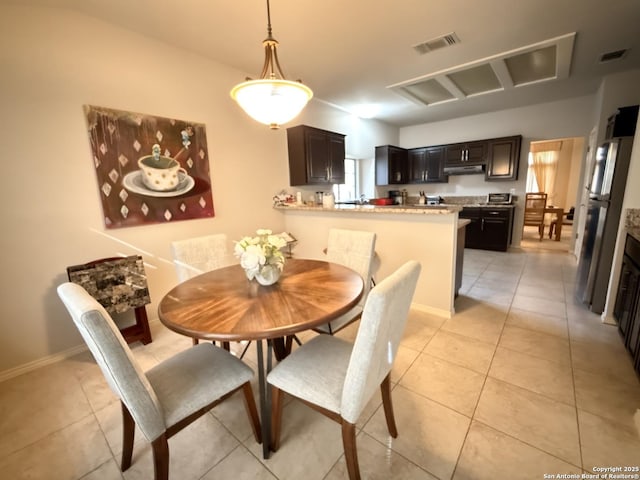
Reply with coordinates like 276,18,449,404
314,228,377,335
267,260,421,480
170,233,231,283
57,282,261,480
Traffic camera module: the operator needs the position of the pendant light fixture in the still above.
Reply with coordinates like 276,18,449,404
230,0,313,129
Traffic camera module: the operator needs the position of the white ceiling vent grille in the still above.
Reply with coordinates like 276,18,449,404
391,32,576,107
413,32,460,55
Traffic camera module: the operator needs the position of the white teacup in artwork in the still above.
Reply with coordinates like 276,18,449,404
138,145,187,192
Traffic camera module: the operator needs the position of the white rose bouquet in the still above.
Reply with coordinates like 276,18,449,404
234,229,287,281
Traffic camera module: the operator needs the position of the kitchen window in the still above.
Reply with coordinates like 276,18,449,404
333,157,358,202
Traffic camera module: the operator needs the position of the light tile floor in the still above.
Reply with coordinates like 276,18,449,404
1,248,639,479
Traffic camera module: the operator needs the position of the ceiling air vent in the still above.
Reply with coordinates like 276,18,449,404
413,32,460,55
599,49,628,63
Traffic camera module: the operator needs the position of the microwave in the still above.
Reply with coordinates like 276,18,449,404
487,193,512,205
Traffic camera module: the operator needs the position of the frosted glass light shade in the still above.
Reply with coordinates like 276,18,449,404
230,79,313,129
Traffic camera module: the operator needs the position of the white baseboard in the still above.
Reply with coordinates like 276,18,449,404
0,343,88,384
411,302,453,319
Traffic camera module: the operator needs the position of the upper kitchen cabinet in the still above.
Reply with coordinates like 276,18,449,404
485,135,522,181
376,145,408,185
287,125,346,186
408,146,448,183
445,141,487,167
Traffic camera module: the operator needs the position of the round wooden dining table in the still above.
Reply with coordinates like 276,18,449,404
157,258,364,458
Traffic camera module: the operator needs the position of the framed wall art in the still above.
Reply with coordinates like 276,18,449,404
84,105,214,229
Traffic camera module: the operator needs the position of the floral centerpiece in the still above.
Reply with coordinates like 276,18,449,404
235,229,287,285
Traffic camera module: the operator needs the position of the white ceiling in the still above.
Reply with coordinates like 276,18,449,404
8,0,640,127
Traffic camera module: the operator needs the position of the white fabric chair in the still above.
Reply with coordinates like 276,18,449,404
314,228,377,334
171,233,232,345
267,260,421,480
170,233,230,283
57,282,261,480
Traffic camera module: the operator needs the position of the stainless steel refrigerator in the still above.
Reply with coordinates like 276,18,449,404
576,136,635,313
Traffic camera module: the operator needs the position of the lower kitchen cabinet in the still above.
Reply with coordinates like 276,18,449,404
459,207,514,252
613,234,640,375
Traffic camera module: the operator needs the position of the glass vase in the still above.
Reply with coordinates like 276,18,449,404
255,265,281,286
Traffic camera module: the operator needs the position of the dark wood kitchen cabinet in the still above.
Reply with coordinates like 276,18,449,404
287,125,345,186
613,234,640,375
485,135,522,181
458,208,483,249
445,141,487,167
408,146,448,183
375,145,408,185
459,207,514,251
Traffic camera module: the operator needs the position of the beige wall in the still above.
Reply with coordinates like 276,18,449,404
0,5,396,376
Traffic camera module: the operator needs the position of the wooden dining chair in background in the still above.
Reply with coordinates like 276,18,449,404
267,260,421,480
57,282,261,480
523,192,548,241
314,228,377,335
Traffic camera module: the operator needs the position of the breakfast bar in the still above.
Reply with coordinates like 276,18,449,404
276,203,466,318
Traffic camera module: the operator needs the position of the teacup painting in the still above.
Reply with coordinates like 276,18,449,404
138,145,187,191
84,105,214,229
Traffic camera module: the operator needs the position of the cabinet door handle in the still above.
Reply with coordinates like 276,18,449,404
465,149,469,161
460,151,464,162
481,218,485,231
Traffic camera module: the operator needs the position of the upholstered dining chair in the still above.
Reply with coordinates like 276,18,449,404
171,233,232,346
314,228,377,335
170,233,231,283
268,260,421,480
523,192,548,241
57,282,261,480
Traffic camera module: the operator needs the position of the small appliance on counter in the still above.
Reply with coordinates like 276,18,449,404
426,195,444,205
389,190,403,205
487,193,513,205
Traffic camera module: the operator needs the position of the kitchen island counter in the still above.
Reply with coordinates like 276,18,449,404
274,203,462,214
277,203,465,318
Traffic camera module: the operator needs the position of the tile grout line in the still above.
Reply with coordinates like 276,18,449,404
563,262,586,472
449,251,523,480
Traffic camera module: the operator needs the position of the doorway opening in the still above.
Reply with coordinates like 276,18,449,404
521,137,584,253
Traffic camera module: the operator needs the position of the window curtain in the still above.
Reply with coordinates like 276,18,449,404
529,141,562,203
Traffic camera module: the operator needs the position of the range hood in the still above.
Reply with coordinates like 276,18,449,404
444,164,485,175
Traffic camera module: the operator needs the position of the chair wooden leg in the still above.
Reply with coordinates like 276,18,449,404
241,382,262,444
151,433,170,480
120,401,135,471
192,338,199,345
380,373,398,438
341,420,361,480
271,386,284,452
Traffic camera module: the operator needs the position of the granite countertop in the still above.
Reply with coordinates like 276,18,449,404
274,203,463,214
